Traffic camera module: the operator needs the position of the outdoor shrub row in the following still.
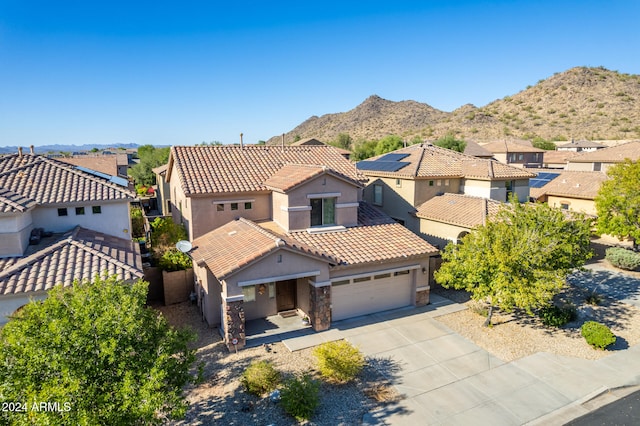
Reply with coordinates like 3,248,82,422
538,304,576,327
241,340,365,421
605,247,640,271
581,321,616,349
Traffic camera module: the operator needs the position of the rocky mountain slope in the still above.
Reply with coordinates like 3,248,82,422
266,67,640,144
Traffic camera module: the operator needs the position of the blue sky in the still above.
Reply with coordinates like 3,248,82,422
1,1,638,147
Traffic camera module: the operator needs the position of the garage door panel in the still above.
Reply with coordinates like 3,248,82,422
332,273,413,321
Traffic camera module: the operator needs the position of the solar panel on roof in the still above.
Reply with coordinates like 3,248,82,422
529,172,560,188
378,153,410,162
356,161,410,172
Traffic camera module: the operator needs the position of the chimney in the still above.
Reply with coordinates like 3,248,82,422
281,133,285,152
18,147,23,158
29,145,35,155
240,133,244,149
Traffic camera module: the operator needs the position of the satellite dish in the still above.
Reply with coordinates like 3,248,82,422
176,240,193,253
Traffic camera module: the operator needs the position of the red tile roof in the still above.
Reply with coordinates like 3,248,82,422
0,154,134,205
0,227,143,295
169,145,365,195
59,155,119,176
567,141,640,163
481,139,545,153
265,164,362,193
415,193,503,228
531,171,608,200
359,143,535,180
0,187,36,213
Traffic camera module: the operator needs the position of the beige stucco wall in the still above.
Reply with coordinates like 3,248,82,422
169,162,191,235
464,178,529,202
565,161,615,172
414,178,461,207
363,177,419,232
0,212,33,257
419,219,472,249
193,263,223,326
271,191,290,230
547,196,597,216
0,292,48,325
189,192,271,239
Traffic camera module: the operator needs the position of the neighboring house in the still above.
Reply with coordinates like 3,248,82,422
482,139,545,168
541,151,575,169
462,140,494,159
153,164,171,216
291,137,351,159
59,153,132,180
357,143,534,239
557,140,606,152
566,140,640,172
0,226,143,324
0,150,135,257
166,145,438,350
530,170,608,216
415,193,502,247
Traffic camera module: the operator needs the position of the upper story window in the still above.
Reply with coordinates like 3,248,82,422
75,207,85,215
92,206,102,214
216,204,224,212
373,185,383,206
244,202,252,210
310,197,336,227
57,208,68,217
395,179,401,188
231,203,238,211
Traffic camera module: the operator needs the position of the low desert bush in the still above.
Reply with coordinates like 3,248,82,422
313,340,365,383
538,304,577,327
241,361,280,395
605,247,640,271
280,374,320,421
585,291,602,306
581,321,616,350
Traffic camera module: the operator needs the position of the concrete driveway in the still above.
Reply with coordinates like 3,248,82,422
300,294,640,425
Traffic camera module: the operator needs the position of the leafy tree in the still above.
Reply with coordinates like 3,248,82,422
532,137,556,150
0,276,197,425
352,139,378,161
151,217,192,270
374,135,404,156
331,133,353,150
434,133,467,153
128,145,170,186
409,135,424,145
595,159,640,249
130,206,145,238
434,201,592,326
197,141,223,146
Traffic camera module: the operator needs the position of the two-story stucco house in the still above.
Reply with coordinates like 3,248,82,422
0,148,141,323
566,140,640,172
357,143,535,247
165,145,438,350
482,139,545,169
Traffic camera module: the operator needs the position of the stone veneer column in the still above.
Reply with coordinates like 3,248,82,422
309,283,331,332
223,296,245,351
415,286,431,307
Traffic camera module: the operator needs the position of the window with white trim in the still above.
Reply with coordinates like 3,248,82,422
310,197,336,226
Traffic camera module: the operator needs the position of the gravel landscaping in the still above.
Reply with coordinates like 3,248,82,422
155,258,640,424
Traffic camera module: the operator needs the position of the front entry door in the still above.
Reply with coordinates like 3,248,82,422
276,279,296,311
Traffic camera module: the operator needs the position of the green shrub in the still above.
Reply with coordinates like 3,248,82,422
158,248,193,271
606,247,640,271
538,304,576,327
585,291,602,306
313,340,365,383
280,374,320,421
241,361,280,395
581,321,616,349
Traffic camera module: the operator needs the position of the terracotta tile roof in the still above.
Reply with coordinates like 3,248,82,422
191,218,335,280
0,227,143,296
265,164,362,193
557,140,606,149
481,140,545,153
356,201,398,226
289,221,438,266
567,141,640,163
415,193,503,228
152,164,169,175
531,171,608,200
542,150,575,164
0,187,36,213
359,143,535,180
59,155,119,176
290,139,352,155
463,141,494,158
0,154,134,205
169,145,365,195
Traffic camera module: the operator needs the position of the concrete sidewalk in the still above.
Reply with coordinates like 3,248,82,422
280,294,640,425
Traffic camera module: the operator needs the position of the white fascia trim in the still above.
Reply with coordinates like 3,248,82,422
281,205,312,212
416,286,430,292
237,270,321,287
335,202,359,208
223,294,244,303
306,192,341,198
212,198,256,205
330,264,421,283
306,225,346,234
309,280,331,288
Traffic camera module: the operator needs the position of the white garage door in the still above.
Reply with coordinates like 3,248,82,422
331,271,413,321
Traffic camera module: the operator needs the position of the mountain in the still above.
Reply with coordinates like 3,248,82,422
0,143,142,155
267,67,640,144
